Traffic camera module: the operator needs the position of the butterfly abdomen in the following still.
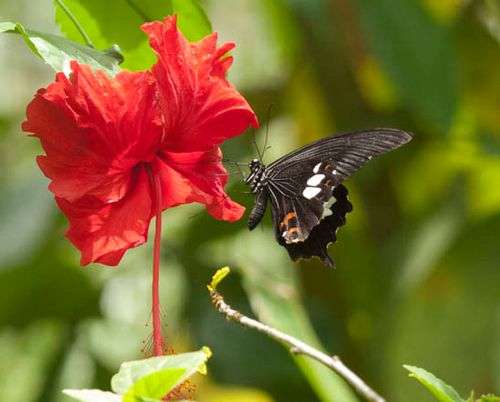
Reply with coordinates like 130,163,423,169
248,188,268,230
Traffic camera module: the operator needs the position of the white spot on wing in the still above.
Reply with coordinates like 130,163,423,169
322,209,333,218
282,231,288,238
321,195,337,218
313,162,322,173
307,174,325,186
302,186,321,199
325,195,337,208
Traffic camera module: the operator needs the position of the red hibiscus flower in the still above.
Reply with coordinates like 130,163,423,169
22,16,258,267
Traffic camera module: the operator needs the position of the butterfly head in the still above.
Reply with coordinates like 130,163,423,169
249,158,261,170
245,159,265,193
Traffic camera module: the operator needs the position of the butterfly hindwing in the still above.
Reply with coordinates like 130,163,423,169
270,191,322,245
278,185,352,267
266,155,346,253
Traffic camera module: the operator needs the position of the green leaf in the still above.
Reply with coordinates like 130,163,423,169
171,0,212,41
111,348,210,395
122,367,185,402
65,350,209,402
54,0,212,70
54,0,170,70
355,0,458,132
404,365,465,402
397,196,463,294
62,389,121,402
208,266,230,292
0,21,120,74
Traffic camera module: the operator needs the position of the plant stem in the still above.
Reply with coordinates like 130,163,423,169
209,286,385,402
54,0,94,48
148,167,165,356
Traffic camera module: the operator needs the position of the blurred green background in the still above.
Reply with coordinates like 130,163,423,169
0,0,499,401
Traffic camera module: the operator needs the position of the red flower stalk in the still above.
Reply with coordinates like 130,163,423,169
22,16,258,356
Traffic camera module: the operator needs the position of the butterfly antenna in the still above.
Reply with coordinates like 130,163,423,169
235,163,245,181
261,103,274,161
222,158,247,166
222,158,248,180
251,128,264,163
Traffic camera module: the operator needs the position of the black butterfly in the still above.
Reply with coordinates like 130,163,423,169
244,128,412,267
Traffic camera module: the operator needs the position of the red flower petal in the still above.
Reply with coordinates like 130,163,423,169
56,167,153,266
23,19,256,266
155,148,245,222
142,16,259,153
22,63,161,203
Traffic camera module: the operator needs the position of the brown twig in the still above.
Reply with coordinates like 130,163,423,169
208,267,386,402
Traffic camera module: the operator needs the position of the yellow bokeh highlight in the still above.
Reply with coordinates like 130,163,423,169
288,67,335,143
421,0,465,24
356,56,397,112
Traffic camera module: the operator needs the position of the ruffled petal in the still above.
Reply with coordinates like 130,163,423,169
142,16,259,153
23,20,255,268
22,62,161,203
155,148,245,222
56,167,153,266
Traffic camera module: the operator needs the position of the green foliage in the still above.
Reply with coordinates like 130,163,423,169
259,0,302,65
111,348,210,394
122,367,185,402
54,0,211,70
404,365,464,402
1,0,499,401
207,266,230,292
405,365,500,402
0,21,120,74
397,194,463,294
355,0,458,131
64,348,209,402
171,0,212,41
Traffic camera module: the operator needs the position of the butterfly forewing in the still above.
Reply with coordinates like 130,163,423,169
267,128,412,180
